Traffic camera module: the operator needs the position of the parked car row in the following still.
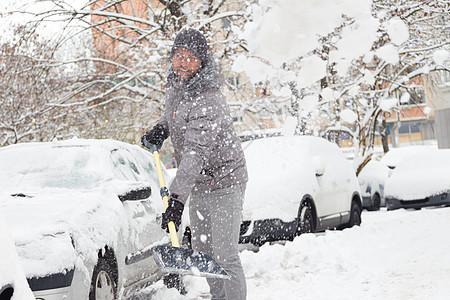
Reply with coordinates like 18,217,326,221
2,136,446,299
0,136,364,299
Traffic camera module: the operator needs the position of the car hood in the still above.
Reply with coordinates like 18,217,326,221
0,188,126,278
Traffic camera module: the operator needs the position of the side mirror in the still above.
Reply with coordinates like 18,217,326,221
119,186,152,201
312,156,325,177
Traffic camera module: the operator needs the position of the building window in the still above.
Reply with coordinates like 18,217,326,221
440,70,450,83
222,17,231,29
227,76,240,91
398,122,421,134
232,116,244,123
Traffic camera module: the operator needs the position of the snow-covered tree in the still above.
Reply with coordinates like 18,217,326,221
2,0,250,145
0,25,73,146
235,0,449,173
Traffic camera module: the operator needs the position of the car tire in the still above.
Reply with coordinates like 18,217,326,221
297,203,314,235
348,202,362,228
368,193,381,211
89,257,117,300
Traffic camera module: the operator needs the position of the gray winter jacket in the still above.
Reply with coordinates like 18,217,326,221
158,56,248,205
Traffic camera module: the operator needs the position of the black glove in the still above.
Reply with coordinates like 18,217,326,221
161,194,184,232
141,124,169,150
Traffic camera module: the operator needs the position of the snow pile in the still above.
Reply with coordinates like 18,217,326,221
241,208,450,299
142,207,450,300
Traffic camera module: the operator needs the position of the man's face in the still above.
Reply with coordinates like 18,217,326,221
172,48,201,81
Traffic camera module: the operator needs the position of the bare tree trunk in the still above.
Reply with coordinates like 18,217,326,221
381,117,390,153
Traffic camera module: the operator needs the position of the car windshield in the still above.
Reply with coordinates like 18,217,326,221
0,144,108,191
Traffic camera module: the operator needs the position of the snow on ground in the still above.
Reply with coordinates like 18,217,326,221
138,207,450,300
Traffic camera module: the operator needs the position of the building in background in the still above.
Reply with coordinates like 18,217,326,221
434,71,450,149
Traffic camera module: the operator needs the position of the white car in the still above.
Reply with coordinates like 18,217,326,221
357,144,439,211
239,136,362,246
0,139,174,299
385,149,450,210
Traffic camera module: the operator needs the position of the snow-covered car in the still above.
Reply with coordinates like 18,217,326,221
358,144,439,211
0,138,172,300
239,136,362,246
385,149,450,210
358,160,390,211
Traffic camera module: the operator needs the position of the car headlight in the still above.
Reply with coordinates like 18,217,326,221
27,268,75,292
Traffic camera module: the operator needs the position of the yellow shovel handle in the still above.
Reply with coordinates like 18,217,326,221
152,150,180,248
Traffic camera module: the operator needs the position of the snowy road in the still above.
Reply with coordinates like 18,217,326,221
137,206,450,300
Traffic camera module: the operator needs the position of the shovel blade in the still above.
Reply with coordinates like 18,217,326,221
152,245,229,279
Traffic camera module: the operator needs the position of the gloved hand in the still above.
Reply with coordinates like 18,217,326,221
161,194,184,232
141,124,169,150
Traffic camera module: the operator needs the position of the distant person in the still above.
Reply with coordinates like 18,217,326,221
142,28,248,300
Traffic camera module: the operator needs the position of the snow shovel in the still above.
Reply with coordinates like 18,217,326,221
149,145,229,279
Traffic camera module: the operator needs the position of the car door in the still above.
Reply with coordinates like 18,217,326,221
308,139,350,226
110,147,166,285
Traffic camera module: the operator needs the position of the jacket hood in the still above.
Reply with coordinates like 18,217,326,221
167,55,225,99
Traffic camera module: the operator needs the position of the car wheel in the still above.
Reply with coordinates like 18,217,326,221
368,193,381,211
348,202,362,228
89,257,117,300
297,203,314,235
